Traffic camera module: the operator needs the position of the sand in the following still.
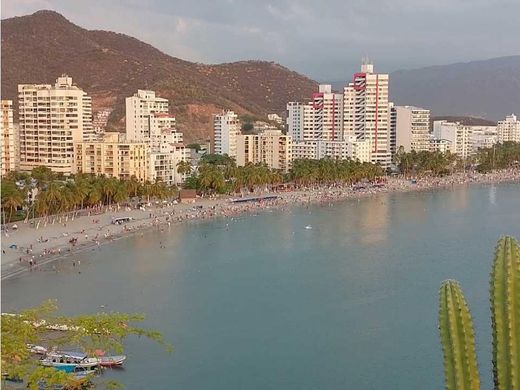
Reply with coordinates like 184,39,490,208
2,169,519,280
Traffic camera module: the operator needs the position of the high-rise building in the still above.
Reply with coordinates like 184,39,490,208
395,106,430,152
1,100,16,176
287,85,343,142
344,60,391,167
497,114,520,143
18,76,93,174
214,110,240,158
388,102,397,157
74,132,148,182
125,90,169,141
236,129,293,172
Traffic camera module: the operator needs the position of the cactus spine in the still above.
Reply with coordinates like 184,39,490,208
490,236,520,390
439,280,481,390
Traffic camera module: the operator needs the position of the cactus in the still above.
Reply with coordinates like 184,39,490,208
439,280,481,390
490,236,520,390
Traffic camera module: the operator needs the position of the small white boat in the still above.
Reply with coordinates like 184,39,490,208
305,225,312,230
41,352,99,373
98,355,127,367
27,344,47,355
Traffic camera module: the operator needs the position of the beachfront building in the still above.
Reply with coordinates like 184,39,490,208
214,110,240,158
432,121,472,159
497,114,520,143
287,84,343,142
429,137,453,154
18,76,94,174
470,125,498,152
395,106,430,153
73,132,148,182
1,100,16,176
388,102,397,156
149,140,190,186
292,137,370,163
236,129,293,172
343,59,391,167
125,90,169,141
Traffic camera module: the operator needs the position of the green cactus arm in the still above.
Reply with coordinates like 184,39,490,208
491,236,520,390
439,280,481,390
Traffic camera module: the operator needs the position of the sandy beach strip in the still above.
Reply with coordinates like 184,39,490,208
2,169,520,280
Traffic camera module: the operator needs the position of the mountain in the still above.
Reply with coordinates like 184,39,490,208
1,10,317,142
390,56,520,120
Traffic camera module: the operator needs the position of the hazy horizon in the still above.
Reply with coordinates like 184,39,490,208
3,0,520,81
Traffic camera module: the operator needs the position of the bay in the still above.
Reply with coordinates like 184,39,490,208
3,182,519,389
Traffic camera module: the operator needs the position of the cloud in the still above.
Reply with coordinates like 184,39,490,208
2,0,519,80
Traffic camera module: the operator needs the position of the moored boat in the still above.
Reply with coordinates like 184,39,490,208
98,355,127,367
40,351,99,373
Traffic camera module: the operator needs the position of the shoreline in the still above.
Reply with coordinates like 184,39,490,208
2,169,520,281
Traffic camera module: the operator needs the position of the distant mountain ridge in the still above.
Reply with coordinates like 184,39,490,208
1,10,318,142
329,56,520,121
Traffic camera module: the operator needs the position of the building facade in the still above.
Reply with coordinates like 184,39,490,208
344,60,391,167
497,114,520,143
125,90,169,141
74,132,148,182
395,106,430,153
1,100,16,176
236,129,293,172
432,121,472,159
18,76,94,174
214,110,240,158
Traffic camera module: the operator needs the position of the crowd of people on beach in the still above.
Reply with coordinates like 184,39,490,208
2,168,520,277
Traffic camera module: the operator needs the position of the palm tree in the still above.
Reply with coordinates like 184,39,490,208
176,160,192,177
1,183,24,223
125,176,141,198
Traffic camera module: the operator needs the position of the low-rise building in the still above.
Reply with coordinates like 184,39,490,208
237,129,292,172
74,132,148,182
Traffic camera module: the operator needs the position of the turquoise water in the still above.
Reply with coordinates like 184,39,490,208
2,183,520,389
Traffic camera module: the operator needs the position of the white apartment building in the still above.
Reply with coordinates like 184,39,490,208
433,121,472,159
74,132,148,182
388,102,397,156
344,60,391,167
149,139,190,186
236,129,293,172
395,106,430,153
267,113,283,125
287,84,343,142
1,100,16,176
214,110,240,158
292,137,370,163
126,90,169,141
470,125,497,152
18,76,94,174
497,114,520,143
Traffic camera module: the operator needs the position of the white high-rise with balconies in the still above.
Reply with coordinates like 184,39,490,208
344,59,391,167
214,110,240,158
125,90,169,141
497,114,520,143
395,106,431,152
1,100,16,176
18,76,93,174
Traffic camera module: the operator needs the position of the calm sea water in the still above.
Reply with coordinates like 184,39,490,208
3,183,520,389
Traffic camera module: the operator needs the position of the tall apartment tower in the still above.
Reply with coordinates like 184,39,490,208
1,100,16,176
395,106,431,152
18,76,93,174
125,90,169,141
344,60,391,167
214,110,240,158
497,114,520,143
388,102,397,157
287,85,343,142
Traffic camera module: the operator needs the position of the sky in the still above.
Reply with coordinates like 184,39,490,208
3,0,520,81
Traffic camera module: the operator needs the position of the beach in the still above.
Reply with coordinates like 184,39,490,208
2,169,519,280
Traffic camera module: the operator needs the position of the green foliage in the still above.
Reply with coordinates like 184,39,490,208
438,280,480,390
241,122,254,132
1,300,170,389
393,147,456,177
200,153,236,167
490,237,520,390
438,236,520,390
1,169,179,221
476,142,520,172
186,143,201,152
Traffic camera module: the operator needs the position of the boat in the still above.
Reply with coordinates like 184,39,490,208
98,355,127,367
40,351,99,373
27,344,47,355
305,225,312,230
